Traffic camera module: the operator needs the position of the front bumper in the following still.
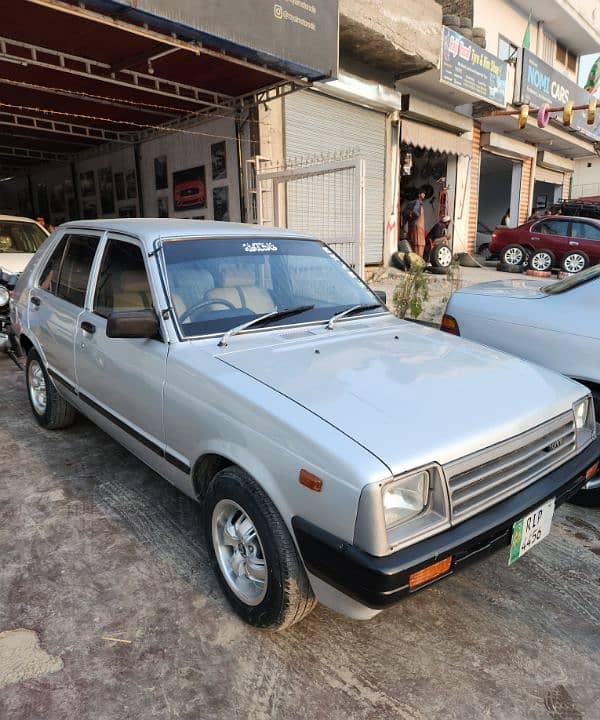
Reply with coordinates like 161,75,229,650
293,436,600,609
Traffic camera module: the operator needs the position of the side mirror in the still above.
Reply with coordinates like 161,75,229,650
373,289,387,304
106,309,160,339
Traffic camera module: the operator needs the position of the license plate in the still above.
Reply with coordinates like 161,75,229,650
508,498,555,566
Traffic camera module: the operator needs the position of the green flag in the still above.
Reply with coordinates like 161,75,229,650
522,11,531,49
585,56,600,94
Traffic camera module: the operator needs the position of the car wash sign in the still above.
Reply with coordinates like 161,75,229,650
113,0,338,80
516,50,600,141
440,27,507,107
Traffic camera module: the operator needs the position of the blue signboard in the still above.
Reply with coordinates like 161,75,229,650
440,27,507,107
516,50,600,141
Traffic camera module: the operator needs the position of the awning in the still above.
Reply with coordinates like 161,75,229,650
401,118,471,157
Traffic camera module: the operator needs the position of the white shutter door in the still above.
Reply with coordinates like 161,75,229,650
535,166,564,185
284,90,386,264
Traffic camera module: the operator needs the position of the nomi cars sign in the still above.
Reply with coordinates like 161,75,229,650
440,26,507,107
113,0,339,80
516,50,600,141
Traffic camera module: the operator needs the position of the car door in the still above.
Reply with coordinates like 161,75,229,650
569,220,600,264
30,231,101,386
528,218,570,260
75,233,167,455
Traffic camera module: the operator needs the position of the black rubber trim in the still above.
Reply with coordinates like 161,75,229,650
47,367,77,396
293,436,600,609
77,390,191,475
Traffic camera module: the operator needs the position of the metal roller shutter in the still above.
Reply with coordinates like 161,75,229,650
535,165,564,185
284,90,386,264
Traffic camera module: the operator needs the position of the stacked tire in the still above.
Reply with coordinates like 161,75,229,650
443,15,485,47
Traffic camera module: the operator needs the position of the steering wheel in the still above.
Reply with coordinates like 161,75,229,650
179,298,238,323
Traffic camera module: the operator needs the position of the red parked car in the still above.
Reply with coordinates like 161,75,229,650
489,216,600,273
174,179,206,210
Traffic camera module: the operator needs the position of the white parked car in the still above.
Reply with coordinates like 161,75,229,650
443,267,600,504
0,215,48,353
10,220,600,628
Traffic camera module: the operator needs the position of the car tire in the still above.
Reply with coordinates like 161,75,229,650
204,465,317,630
500,244,527,267
528,249,555,272
569,487,600,507
391,250,407,270
497,261,524,274
561,251,589,274
25,348,77,430
430,242,453,269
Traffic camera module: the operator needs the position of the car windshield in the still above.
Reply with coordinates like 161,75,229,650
0,221,47,253
161,237,384,338
542,265,600,295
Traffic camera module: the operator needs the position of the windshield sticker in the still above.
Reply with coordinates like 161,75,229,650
242,241,278,253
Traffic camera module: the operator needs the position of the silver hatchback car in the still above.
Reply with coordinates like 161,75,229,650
11,220,600,629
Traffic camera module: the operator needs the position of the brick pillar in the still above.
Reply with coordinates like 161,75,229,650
518,157,533,224
562,172,572,200
466,123,481,253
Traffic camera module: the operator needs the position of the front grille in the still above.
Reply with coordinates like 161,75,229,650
445,412,576,523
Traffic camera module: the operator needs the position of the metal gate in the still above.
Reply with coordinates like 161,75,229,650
246,151,366,276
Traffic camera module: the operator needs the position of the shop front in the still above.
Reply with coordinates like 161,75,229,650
0,0,339,225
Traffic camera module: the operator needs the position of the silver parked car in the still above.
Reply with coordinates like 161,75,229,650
443,267,600,504
11,220,600,629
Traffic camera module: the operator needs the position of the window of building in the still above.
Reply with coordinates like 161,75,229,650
498,36,518,62
93,239,153,318
556,42,567,65
56,235,100,307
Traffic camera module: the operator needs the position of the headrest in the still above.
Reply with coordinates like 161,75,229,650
118,270,150,292
171,265,215,290
220,265,255,287
0,235,12,251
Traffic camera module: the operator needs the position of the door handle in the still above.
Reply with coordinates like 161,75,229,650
81,320,96,334
30,296,40,306
569,241,579,246
530,237,539,241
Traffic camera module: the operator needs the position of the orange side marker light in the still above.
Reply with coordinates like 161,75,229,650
409,556,453,590
299,469,323,493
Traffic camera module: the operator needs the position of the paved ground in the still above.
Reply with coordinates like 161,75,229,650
1,354,600,720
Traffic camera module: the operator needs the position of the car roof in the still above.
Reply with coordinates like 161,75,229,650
58,219,315,242
528,215,600,223
0,214,41,223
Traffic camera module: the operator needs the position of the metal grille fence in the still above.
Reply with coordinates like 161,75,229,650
246,150,365,276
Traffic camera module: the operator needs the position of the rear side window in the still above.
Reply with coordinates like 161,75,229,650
93,239,153,318
570,222,600,241
56,235,100,307
39,237,67,294
533,219,570,236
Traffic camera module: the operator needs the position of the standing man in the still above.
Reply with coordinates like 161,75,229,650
407,189,426,257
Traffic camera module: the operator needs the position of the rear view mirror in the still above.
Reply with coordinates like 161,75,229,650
373,289,387,304
106,309,160,339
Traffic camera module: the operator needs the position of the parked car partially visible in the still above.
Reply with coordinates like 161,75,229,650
0,215,48,353
443,265,600,504
489,215,600,273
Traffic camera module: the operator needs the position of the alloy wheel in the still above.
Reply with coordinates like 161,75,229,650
28,360,47,416
436,245,453,267
531,252,552,272
212,499,267,605
504,247,524,265
563,253,586,273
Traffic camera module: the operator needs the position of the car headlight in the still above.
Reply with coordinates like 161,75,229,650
573,396,596,448
382,470,429,528
0,284,9,308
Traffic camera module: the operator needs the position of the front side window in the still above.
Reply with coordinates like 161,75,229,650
56,235,100,307
39,237,67,294
162,237,382,338
93,239,153,318
0,221,47,254
533,219,570,236
570,221,600,241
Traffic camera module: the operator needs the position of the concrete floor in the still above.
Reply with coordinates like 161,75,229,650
1,355,600,720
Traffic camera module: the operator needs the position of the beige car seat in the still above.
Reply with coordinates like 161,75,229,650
205,265,275,314
112,270,153,310
171,265,215,318
0,235,13,252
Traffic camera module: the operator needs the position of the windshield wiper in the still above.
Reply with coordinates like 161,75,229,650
326,303,384,330
218,305,315,347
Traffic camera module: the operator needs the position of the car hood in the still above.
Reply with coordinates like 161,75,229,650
0,253,34,274
455,278,556,299
216,318,584,474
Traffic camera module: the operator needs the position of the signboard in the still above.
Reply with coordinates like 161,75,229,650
440,27,507,107
516,50,600,141
113,0,338,80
